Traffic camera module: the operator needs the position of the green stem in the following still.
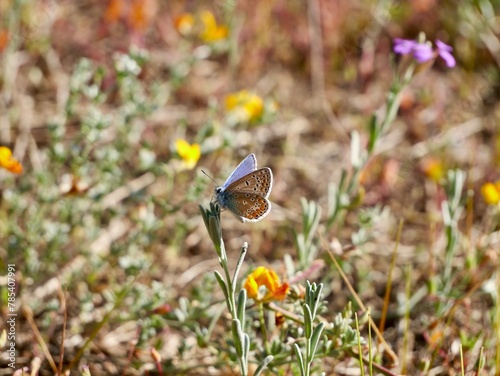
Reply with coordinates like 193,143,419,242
258,302,270,354
220,255,236,317
305,334,311,376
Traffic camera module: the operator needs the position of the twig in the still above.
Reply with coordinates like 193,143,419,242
100,172,156,210
23,305,59,374
307,0,348,141
379,219,404,333
58,288,68,375
409,117,482,159
307,0,324,100
321,234,400,365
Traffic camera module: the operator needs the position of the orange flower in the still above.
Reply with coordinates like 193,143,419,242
420,157,444,182
0,147,22,174
129,0,157,32
244,266,289,302
0,29,9,52
174,13,195,36
105,0,123,23
481,181,500,205
105,0,157,32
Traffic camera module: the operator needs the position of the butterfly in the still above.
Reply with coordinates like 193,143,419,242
214,154,273,222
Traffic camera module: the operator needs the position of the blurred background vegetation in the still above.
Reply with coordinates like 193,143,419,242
1,0,500,374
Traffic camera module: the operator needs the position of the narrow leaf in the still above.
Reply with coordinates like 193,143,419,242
294,343,305,376
254,355,274,376
309,322,326,362
303,304,313,339
231,319,244,358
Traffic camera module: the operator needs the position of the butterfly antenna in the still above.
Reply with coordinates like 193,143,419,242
201,169,217,184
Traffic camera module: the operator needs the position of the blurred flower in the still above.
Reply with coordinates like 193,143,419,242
199,10,228,42
0,146,22,174
481,181,500,205
59,174,91,196
244,266,289,302
435,40,456,68
114,52,141,75
412,43,434,63
175,139,201,169
0,29,8,52
174,13,195,36
104,0,157,33
394,38,433,63
151,303,171,315
426,328,444,348
150,347,162,363
393,38,455,68
421,157,444,182
275,311,285,327
393,38,417,55
225,90,264,124
129,0,157,33
105,0,123,23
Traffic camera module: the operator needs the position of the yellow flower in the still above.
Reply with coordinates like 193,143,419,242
199,10,228,42
481,181,500,205
175,139,201,169
244,266,289,302
225,90,264,124
174,13,195,36
0,146,22,174
420,157,444,182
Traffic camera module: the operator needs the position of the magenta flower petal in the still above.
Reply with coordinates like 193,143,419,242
412,43,434,63
438,50,456,67
393,38,417,55
435,39,456,67
435,39,452,52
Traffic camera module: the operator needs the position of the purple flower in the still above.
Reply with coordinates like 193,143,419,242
393,38,433,63
435,39,456,67
393,37,456,68
393,38,417,55
412,43,434,63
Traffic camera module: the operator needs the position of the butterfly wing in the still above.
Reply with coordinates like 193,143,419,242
223,167,273,198
222,154,257,188
216,155,273,222
222,192,271,222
